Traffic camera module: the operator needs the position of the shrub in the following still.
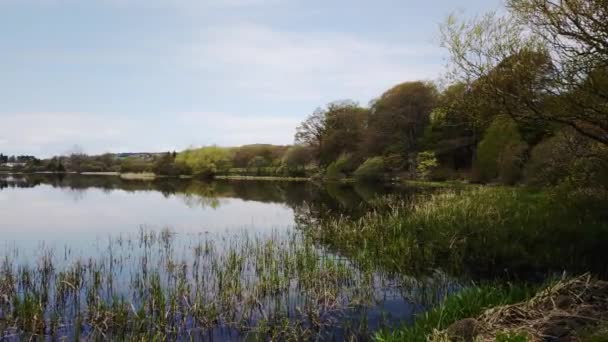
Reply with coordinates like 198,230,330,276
353,157,385,182
324,161,346,181
525,128,608,189
282,145,312,171
474,115,527,184
416,151,439,180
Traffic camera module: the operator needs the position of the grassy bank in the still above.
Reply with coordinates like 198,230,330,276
377,274,608,341
301,185,608,278
374,284,535,341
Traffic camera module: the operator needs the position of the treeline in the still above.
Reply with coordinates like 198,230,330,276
290,0,608,190
5,0,607,189
0,154,38,164
1,145,312,178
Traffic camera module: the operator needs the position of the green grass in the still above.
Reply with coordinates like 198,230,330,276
303,186,608,278
374,284,535,342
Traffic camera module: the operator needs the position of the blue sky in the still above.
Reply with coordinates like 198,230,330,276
0,0,501,157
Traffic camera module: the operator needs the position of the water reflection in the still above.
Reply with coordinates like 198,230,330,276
0,174,450,340
0,174,404,255
0,173,398,210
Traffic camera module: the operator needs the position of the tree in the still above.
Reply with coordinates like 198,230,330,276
474,115,527,183
320,101,368,166
295,100,368,166
441,3,608,146
525,128,608,188
175,146,232,178
231,144,287,168
295,108,327,159
282,145,312,171
365,82,438,158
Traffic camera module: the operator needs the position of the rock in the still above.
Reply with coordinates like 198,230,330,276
447,318,480,342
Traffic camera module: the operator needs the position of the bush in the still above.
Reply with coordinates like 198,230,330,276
525,128,608,189
282,145,312,171
324,161,346,181
353,157,385,182
474,115,527,184
416,151,439,180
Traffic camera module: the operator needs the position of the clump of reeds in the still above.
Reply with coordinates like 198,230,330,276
0,225,444,340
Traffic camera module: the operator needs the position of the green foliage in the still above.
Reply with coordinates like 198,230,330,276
495,332,529,342
305,186,608,278
416,151,439,180
119,157,153,173
324,161,346,181
474,115,527,183
366,81,438,157
247,156,270,169
231,144,287,168
353,157,384,182
153,153,191,176
334,154,357,174
282,145,312,172
175,146,232,178
525,129,608,190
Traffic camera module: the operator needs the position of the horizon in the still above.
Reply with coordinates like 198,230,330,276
1,0,500,158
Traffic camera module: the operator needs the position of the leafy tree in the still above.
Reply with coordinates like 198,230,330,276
282,145,313,171
295,100,368,166
295,108,327,160
232,144,287,168
525,129,608,188
119,157,153,173
320,101,368,166
153,152,191,176
441,2,608,146
176,146,232,178
474,116,527,183
366,82,438,159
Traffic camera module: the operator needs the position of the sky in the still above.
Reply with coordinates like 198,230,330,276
0,0,502,157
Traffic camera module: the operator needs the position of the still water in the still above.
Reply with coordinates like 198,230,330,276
0,174,453,340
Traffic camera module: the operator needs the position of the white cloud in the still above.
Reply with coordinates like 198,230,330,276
0,111,298,156
183,24,444,102
175,112,299,147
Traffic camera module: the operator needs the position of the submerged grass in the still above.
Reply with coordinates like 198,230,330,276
0,228,450,340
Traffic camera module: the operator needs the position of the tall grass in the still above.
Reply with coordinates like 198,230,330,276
0,228,452,340
302,186,608,278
